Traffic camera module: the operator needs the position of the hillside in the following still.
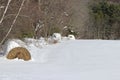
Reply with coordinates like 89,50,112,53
0,40,120,80
0,0,120,41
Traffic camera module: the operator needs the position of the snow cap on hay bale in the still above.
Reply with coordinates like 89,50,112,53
6,47,31,61
68,35,75,40
3,39,26,55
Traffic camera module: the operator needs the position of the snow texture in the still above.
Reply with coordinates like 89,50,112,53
0,39,120,80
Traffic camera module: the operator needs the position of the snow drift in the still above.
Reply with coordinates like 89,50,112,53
0,39,120,80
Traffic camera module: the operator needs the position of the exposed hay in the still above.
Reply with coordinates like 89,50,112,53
6,47,31,61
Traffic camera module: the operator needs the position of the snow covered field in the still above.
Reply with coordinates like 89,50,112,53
0,40,120,80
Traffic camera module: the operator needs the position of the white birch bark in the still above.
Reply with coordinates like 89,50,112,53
0,0,26,46
0,0,12,24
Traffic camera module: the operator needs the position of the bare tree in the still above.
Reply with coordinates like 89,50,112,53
0,0,76,42
33,20,44,39
35,0,72,38
0,0,25,46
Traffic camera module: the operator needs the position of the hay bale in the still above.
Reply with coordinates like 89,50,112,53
68,35,75,40
6,47,31,61
51,33,61,43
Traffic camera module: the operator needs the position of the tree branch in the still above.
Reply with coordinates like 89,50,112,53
0,0,12,25
0,0,26,46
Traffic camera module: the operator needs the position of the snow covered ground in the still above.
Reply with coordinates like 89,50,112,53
0,40,120,80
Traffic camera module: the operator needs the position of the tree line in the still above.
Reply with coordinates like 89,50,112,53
0,0,120,45
88,0,120,39
0,0,76,42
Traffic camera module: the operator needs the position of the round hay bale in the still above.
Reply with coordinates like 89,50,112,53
6,47,31,61
68,35,75,40
50,33,61,44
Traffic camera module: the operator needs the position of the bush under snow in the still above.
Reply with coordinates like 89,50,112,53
24,38,47,48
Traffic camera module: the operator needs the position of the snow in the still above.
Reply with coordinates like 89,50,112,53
24,38,47,48
3,39,26,55
0,39,120,80
68,34,75,40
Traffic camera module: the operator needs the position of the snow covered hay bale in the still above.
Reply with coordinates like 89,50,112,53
68,35,75,40
6,47,31,61
51,33,62,43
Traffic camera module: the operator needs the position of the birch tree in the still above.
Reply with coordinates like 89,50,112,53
0,0,25,46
